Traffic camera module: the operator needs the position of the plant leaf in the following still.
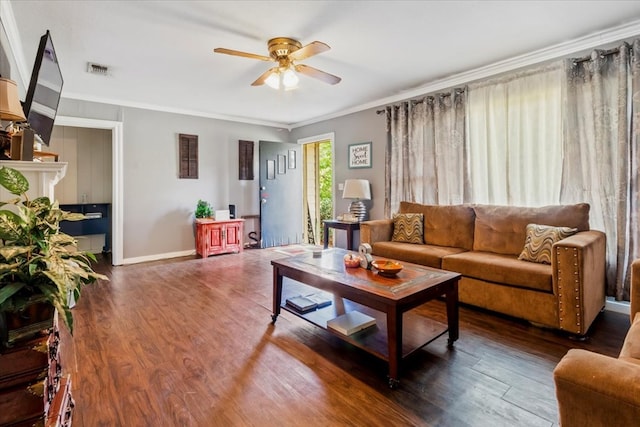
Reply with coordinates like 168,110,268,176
0,210,25,241
0,167,29,195
0,245,34,261
0,281,25,305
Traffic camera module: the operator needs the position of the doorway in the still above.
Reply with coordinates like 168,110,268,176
54,116,123,265
299,133,334,246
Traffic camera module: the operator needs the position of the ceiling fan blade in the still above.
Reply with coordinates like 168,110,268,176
251,67,278,86
213,47,272,62
288,41,330,61
295,64,341,85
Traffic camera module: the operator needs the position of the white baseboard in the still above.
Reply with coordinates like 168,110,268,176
122,249,196,265
605,297,630,315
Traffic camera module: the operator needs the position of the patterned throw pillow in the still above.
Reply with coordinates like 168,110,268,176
518,224,578,264
391,213,424,244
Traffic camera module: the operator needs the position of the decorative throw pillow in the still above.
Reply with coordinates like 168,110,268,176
391,213,424,244
518,224,578,264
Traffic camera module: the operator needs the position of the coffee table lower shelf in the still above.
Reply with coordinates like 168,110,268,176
281,300,448,362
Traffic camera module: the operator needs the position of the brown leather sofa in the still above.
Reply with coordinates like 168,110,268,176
360,201,606,336
553,259,640,426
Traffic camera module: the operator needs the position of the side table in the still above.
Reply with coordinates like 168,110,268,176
323,220,360,250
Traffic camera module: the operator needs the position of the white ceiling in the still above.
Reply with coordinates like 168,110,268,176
5,1,640,129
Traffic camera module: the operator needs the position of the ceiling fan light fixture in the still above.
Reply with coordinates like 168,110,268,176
265,72,280,90
282,67,299,89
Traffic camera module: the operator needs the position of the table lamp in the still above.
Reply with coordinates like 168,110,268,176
342,179,371,222
0,77,27,157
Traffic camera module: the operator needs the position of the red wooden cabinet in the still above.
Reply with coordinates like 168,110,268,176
195,219,245,257
0,314,74,426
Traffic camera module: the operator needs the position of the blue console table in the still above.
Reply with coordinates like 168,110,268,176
59,203,111,252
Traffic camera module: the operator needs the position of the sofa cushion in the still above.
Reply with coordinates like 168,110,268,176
391,213,424,244
473,204,590,256
399,202,475,250
442,251,553,292
619,312,640,360
518,224,578,264
371,241,467,269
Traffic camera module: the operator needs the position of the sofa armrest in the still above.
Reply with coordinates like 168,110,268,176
360,219,393,246
552,230,606,335
554,349,640,427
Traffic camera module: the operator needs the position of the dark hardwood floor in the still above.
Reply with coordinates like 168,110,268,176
62,248,630,427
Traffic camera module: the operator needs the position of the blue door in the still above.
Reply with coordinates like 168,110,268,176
259,141,303,248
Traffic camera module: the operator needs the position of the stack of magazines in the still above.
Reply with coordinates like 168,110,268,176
285,293,333,313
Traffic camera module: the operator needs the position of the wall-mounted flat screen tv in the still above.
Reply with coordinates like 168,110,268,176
22,30,63,146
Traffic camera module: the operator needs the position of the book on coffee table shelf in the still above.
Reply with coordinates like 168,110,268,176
327,311,377,336
286,293,333,313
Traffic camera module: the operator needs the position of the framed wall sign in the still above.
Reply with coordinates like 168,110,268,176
348,141,372,169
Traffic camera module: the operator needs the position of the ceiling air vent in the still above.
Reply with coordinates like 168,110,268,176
87,62,109,75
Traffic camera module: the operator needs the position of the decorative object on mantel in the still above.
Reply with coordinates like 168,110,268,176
0,77,27,160
342,179,371,222
0,166,108,347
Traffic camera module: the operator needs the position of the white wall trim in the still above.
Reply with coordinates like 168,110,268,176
292,19,640,129
297,132,335,146
55,115,124,266
123,249,195,265
0,0,30,89
605,297,631,315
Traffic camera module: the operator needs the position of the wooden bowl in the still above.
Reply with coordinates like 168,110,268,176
371,260,403,277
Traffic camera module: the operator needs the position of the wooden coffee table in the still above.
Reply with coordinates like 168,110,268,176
271,248,461,388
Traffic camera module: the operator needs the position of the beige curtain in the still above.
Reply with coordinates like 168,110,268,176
561,42,639,300
467,63,563,205
384,89,467,216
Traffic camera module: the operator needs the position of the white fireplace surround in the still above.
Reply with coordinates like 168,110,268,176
0,160,67,200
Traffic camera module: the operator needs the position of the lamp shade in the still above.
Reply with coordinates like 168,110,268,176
0,78,26,122
342,179,371,200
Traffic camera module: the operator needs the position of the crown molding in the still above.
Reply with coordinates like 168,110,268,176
62,91,291,130
291,19,640,129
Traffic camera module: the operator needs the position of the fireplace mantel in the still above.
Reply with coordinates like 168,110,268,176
0,161,68,200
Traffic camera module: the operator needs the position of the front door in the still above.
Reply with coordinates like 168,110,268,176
259,141,303,248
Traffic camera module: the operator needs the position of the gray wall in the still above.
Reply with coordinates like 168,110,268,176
118,107,286,259
59,99,289,260
290,109,387,221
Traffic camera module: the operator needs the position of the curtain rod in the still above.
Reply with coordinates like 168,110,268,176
572,46,623,64
376,88,466,114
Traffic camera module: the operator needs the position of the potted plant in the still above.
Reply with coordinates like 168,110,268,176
0,166,108,347
195,199,213,219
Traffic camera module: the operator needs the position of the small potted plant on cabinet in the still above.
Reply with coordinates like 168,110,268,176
195,199,213,219
0,166,108,347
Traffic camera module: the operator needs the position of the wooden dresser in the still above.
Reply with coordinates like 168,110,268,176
0,314,74,426
195,218,245,257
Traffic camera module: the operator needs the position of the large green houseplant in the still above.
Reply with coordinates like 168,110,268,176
0,166,107,342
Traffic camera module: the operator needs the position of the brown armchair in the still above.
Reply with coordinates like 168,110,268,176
553,259,640,426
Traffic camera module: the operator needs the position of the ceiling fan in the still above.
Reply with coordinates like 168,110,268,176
214,37,341,89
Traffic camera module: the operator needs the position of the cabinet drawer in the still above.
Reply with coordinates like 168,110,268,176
0,378,50,425
0,324,59,389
